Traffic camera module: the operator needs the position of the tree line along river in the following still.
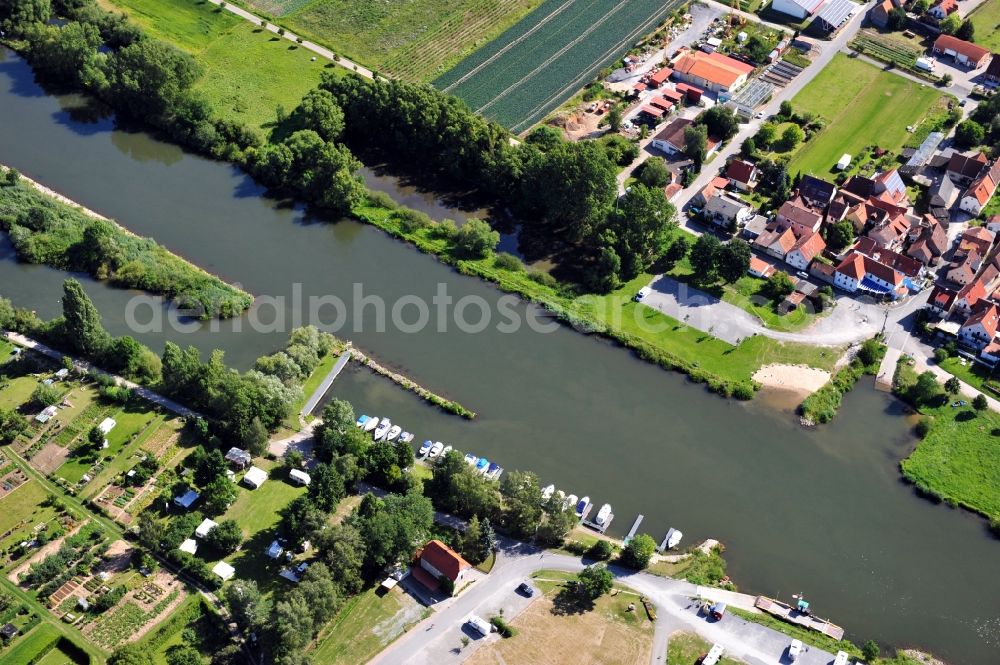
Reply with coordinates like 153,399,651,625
0,48,998,663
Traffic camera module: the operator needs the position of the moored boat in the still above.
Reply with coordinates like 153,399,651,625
363,417,379,433
594,503,612,525
541,484,555,501
429,441,444,458
565,494,578,510
418,440,432,456
464,453,478,466
386,425,402,442
475,458,489,474
665,527,683,549
355,415,370,428
576,496,590,517
373,419,392,441
399,432,414,444
440,445,453,458
486,463,503,480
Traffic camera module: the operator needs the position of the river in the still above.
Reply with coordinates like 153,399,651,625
1,48,998,663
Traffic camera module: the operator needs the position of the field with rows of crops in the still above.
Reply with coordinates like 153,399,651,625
435,0,684,131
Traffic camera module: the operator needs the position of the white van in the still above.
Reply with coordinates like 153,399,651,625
466,615,492,637
701,644,725,665
833,651,850,665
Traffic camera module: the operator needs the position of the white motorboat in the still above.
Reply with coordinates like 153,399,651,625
665,527,683,549
565,494,578,510
463,453,478,466
429,441,444,458
541,484,555,501
440,445,453,458
399,432,414,444
575,496,590,517
355,415,370,428
418,440,433,456
373,419,392,441
363,417,379,433
555,490,565,502
386,425,402,442
486,463,503,480
594,503,612,525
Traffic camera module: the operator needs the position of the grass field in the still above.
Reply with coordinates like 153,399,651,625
788,54,945,176
0,479,61,557
969,0,1000,52
466,569,654,665
310,586,424,664
434,0,684,131
1,623,61,665
274,0,542,82
55,403,161,486
900,404,1000,521
221,461,305,536
99,0,331,130
938,357,996,394
0,375,39,411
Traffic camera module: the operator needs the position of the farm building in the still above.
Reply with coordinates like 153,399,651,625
173,489,200,509
670,50,754,93
932,35,991,68
212,561,235,582
243,466,268,489
195,518,218,539
772,0,827,20
289,469,311,486
816,0,855,30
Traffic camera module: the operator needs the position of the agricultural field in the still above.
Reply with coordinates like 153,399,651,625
969,0,1000,52
99,0,331,130
849,30,936,80
0,477,69,566
270,0,542,82
787,54,946,176
434,0,685,131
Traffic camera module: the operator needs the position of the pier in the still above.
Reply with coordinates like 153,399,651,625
581,505,614,534
301,350,352,416
622,514,644,545
754,596,845,640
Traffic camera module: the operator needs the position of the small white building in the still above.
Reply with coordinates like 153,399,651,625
35,405,58,423
178,538,198,555
98,418,117,435
836,154,851,171
771,0,826,20
195,518,218,539
212,561,235,582
288,469,311,486
243,466,268,489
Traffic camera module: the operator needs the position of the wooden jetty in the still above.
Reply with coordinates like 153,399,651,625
622,514,644,545
754,596,845,640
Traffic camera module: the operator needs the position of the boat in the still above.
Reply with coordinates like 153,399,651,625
386,425,402,442
541,484,555,501
418,440,432,456
565,494,578,510
555,490,565,503
363,417,379,433
575,496,590,517
665,527,683,549
486,463,503,480
594,503,612,525
355,415,370,428
399,432,414,444
475,458,489,474
440,445,453,458
429,442,444,458
373,419,392,441
464,453,478,466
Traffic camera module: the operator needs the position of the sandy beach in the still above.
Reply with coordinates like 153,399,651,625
752,364,831,397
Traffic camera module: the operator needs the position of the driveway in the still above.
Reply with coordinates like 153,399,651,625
369,541,837,665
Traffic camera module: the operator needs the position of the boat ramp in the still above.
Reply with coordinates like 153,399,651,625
754,596,845,640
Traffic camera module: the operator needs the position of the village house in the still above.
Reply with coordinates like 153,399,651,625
960,161,1000,216
797,175,838,212
786,230,827,271
932,34,992,68
670,49,755,93
412,539,472,592
958,303,1000,350
946,150,989,185
871,169,908,207
649,117,715,156
691,176,730,207
906,218,949,265
854,236,924,280
809,261,837,284
866,213,912,252
833,251,908,298
946,250,981,286
726,159,758,191
988,215,1000,234
928,0,958,19
986,55,1000,84
959,226,996,256
929,174,958,210
954,278,988,317
776,198,823,232
748,256,775,278
753,220,802,259
704,193,754,228
926,284,958,318
870,0,894,28
742,213,769,241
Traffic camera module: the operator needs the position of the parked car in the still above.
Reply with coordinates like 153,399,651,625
796,271,809,279
788,639,802,661
833,651,850,665
516,582,534,597
634,286,652,302
709,601,726,620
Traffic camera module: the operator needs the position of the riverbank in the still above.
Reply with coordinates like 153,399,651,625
752,364,832,399
799,339,884,426
0,166,253,319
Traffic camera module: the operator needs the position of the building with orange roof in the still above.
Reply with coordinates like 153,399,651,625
411,540,472,592
960,161,1000,215
670,50,754,93
933,34,992,68
959,303,1000,350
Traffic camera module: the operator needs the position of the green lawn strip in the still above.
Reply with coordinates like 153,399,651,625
938,357,998,395
79,413,170,500
285,349,338,428
0,479,62,556
900,404,1000,521
788,54,945,177
728,607,861,659
54,405,161,486
1,622,61,665
0,338,13,363
100,0,330,130
310,586,424,665
0,376,41,412
666,631,742,665
968,0,1000,52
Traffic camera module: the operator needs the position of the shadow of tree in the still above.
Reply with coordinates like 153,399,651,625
550,583,594,616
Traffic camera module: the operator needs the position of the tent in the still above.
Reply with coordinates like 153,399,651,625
178,539,198,555
243,466,268,489
195,518,218,539
212,561,235,581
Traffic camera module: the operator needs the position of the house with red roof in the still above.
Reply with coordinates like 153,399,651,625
870,0,894,28
786,229,827,271
960,161,1000,216
412,540,472,593
833,252,908,298
928,0,958,19
866,213,912,252
753,220,803,259
926,284,958,318
958,303,1000,350
906,218,948,265
691,176,730,207
670,50,754,93
649,67,673,87
726,159,758,191
954,278,988,317
748,256,775,278
946,151,989,186
933,34,992,68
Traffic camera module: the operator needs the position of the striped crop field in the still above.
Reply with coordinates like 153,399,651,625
434,0,683,132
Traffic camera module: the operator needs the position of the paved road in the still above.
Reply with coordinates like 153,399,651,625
205,0,374,79
4,332,199,418
369,541,836,665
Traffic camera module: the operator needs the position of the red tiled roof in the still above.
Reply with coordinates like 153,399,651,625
659,88,683,102
929,285,957,310
932,0,958,14
726,159,757,184
749,256,774,276
650,68,673,85
956,278,987,306
933,35,991,64
963,303,1000,339
640,104,665,117
649,96,674,112
791,230,826,262
419,540,470,582
672,51,754,89
965,161,1000,206
947,151,988,179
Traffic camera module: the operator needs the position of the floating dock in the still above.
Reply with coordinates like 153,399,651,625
622,514,644,545
754,596,845,640
581,506,614,534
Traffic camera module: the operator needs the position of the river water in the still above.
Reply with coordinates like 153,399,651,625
1,49,998,663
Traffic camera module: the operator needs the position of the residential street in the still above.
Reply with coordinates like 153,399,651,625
368,540,837,665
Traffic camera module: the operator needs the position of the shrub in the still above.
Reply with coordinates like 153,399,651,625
490,616,517,637
528,270,559,289
395,208,432,233
493,252,524,272
586,539,616,561
914,416,932,438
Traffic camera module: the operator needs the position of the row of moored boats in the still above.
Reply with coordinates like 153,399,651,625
540,484,612,527
355,414,503,480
